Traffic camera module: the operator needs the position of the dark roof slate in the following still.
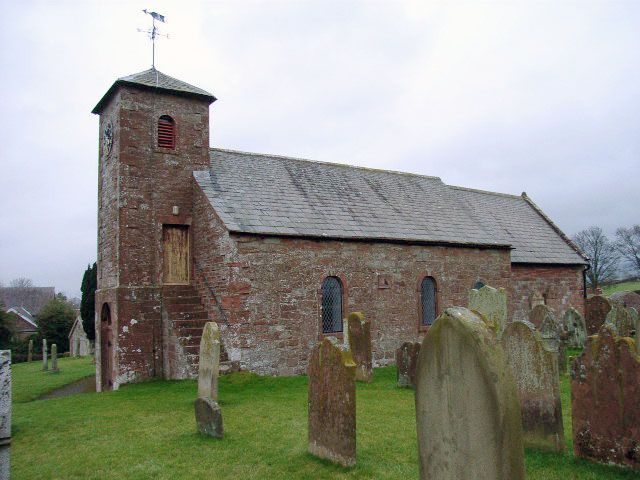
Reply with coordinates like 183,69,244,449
194,149,586,265
93,68,216,113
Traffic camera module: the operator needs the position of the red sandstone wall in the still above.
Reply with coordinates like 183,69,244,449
510,264,585,322
192,187,512,375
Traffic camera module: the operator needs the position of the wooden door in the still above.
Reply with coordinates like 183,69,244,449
163,225,190,284
100,303,113,391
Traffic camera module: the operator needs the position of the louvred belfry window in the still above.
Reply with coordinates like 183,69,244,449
158,115,175,149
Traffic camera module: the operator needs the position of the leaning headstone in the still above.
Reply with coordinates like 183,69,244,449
27,339,33,363
197,322,220,401
0,351,11,480
605,305,635,337
468,285,508,334
42,339,48,371
308,337,356,467
585,295,612,335
502,321,564,452
571,324,640,470
194,322,223,439
51,344,58,372
344,312,372,382
415,307,525,480
563,307,587,348
396,342,420,388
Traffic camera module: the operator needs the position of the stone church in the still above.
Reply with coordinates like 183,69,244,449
93,68,588,391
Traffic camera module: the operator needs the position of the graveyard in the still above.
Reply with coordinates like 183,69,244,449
7,350,638,479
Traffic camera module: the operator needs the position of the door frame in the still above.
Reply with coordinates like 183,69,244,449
161,223,191,285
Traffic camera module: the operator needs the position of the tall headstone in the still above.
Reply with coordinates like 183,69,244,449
415,307,525,480
344,312,372,383
605,305,635,337
585,295,611,335
42,339,48,371
563,307,587,348
0,351,11,480
396,341,420,388
571,325,640,470
27,339,33,363
538,309,564,374
51,344,58,372
194,322,223,438
308,337,356,467
502,321,564,452
468,285,508,334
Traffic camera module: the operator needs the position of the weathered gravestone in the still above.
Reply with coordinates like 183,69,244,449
571,324,640,470
396,341,420,388
563,307,587,348
0,351,11,480
308,337,356,467
529,291,545,310
415,307,525,480
51,344,58,372
468,285,507,334
27,339,33,363
535,306,566,374
344,312,372,383
605,305,635,338
194,322,223,438
610,290,640,311
585,295,612,335
42,339,48,371
502,321,564,452
529,304,553,330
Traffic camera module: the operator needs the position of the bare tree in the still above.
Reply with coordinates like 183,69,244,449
572,227,619,292
615,225,640,277
9,277,33,289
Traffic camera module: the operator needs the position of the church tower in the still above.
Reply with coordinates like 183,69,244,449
92,69,216,390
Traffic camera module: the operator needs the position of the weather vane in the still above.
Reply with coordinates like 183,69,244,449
138,9,168,69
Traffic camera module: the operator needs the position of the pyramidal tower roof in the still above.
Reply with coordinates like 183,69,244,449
92,68,216,114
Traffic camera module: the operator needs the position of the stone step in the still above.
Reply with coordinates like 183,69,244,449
164,302,205,314
169,311,209,321
163,295,203,305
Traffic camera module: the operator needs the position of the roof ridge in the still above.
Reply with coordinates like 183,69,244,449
449,184,522,200
210,147,442,181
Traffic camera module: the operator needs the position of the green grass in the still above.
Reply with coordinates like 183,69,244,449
11,356,95,403
602,281,640,296
11,365,638,479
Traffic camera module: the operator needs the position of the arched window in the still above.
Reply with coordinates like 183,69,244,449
321,276,343,333
157,115,175,149
421,277,437,327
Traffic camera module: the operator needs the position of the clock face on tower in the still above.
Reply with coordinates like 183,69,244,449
103,120,114,158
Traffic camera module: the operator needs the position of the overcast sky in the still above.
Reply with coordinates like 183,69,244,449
0,1,638,297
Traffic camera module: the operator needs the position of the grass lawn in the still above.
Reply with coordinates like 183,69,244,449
602,281,640,296
11,364,638,479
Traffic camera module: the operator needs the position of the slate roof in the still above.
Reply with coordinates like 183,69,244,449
92,68,216,114
0,287,55,315
7,307,37,328
194,149,587,265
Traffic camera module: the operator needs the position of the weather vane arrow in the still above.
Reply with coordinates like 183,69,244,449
138,9,168,69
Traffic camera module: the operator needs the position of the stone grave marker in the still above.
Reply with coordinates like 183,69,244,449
605,305,635,337
585,295,612,335
396,341,420,388
344,312,372,382
610,290,640,311
42,339,48,371
468,285,507,334
563,307,587,348
0,351,10,480
194,397,223,438
571,324,640,470
308,337,356,467
529,304,553,330
538,309,564,374
415,307,524,480
502,321,564,452
51,344,58,372
195,322,223,438
27,339,33,363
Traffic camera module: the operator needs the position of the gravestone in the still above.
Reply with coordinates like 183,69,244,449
194,322,223,438
415,307,525,480
529,291,545,310
42,339,48,371
529,304,554,330
345,312,372,382
571,324,640,470
396,342,420,388
538,309,564,374
308,337,356,467
502,321,564,452
610,290,640,311
51,344,58,372
468,285,507,334
605,305,635,337
27,339,33,363
585,295,611,335
563,308,587,348
0,351,11,480
197,322,220,401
